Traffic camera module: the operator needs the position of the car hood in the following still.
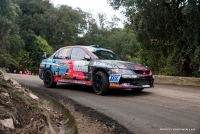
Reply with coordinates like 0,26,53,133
92,60,150,70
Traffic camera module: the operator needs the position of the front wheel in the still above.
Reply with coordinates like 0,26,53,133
43,70,57,88
93,71,109,95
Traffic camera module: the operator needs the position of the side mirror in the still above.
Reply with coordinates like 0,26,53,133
65,56,70,59
84,55,91,61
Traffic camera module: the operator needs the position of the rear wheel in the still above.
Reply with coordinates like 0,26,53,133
131,88,144,92
93,71,109,95
43,70,57,88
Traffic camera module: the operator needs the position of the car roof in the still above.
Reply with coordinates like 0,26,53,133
64,45,111,51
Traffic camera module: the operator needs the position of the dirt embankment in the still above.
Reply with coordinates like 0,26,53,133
0,71,133,134
0,71,75,134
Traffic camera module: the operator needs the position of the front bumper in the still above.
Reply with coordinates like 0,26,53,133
109,83,154,89
109,77,154,89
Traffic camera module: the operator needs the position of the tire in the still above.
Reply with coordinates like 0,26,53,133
93,71,109,95
131,88,144,92
43,70,57,88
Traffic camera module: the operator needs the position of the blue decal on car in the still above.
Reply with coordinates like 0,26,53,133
109,74,121,83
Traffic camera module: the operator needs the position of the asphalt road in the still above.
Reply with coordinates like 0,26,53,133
7,74,200,134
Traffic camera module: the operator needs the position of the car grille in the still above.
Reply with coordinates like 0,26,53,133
137,79,150,85
119,79,150,85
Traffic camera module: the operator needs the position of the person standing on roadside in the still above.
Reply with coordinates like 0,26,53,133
42,52,46,59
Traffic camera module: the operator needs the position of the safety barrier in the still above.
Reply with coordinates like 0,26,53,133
154,75,200,87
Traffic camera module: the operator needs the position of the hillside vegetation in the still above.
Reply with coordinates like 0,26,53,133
0,70,76,134
0,0,200,77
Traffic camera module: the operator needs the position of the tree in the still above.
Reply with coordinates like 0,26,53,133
108,0,200,76
0,0,24,71
0,0,21,52
30,36,53,73
76,12,100,45
103,28,140,62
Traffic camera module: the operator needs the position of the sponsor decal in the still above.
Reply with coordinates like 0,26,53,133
122,74,138,78
55,71,58,76
44,60,52,64
58,63,69,69
74,66,88,72
74,61,89,72
59,79,86,84
110,83,118,87
112,62,126,68
142,85,150,87
84,61,89,66
93,61,113,68
52,64,59,69
74,61,89,66
109,74,121,83
59,72,65,76
121,83,129,86
40,63,45,68
75,75,88,79
52,63,69,76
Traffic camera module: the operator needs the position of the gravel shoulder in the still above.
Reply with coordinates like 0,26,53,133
26,85,134,134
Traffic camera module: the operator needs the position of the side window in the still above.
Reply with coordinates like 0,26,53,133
71,48,87,60
53,48,71,59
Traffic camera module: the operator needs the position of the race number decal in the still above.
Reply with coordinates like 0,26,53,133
62,48,68,55
109,74,121,83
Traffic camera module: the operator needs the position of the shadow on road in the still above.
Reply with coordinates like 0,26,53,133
108,88,152,97
56,83,152,97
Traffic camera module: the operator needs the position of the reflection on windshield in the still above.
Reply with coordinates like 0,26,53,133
91,50,123,60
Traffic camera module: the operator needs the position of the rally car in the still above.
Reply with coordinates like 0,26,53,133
39,45,154,95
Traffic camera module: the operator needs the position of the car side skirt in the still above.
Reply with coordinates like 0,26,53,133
54,76,91,85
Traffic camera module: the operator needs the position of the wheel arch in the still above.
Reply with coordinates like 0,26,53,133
91,67,109,85
42,65,53,79
92,68,110,95
43,69,57,88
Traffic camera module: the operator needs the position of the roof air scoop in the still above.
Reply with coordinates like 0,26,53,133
90,45,99,48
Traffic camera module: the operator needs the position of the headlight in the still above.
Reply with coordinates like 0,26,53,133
111,69,133,74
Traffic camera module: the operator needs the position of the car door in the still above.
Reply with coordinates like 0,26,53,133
69,47,90,80
52,47,72,78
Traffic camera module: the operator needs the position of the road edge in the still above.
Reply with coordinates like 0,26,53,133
20,83,134,134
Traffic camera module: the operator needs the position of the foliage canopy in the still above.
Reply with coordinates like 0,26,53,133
108,0,200,76
0,0,199,77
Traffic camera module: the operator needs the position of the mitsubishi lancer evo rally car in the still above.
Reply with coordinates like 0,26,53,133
39,45,154,95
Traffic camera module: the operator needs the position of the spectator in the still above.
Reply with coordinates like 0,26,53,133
42,52,46,59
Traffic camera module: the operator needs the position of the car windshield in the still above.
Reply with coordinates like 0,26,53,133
87,47,123,60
